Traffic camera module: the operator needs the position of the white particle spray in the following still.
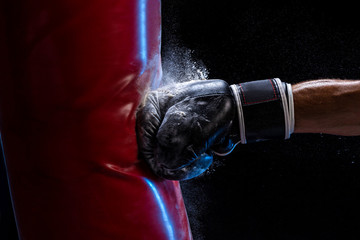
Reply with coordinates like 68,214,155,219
161,44,209,85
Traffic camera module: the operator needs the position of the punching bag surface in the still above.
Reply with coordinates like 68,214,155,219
0,0,192,239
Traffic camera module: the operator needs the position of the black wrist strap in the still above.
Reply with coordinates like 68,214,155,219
230,78,294,144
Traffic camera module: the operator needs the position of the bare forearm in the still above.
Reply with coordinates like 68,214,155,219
293,79,360,136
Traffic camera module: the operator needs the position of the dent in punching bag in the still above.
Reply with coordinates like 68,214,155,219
0,0,192,239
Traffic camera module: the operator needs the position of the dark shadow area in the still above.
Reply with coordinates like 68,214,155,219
161,1,360,239
0,146,18,240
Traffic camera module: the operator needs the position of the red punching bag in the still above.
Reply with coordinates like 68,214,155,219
0,0,192,239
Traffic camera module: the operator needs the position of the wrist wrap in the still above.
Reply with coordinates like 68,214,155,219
230,78,294,144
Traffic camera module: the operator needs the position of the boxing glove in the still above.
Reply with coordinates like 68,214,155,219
136,78,294,180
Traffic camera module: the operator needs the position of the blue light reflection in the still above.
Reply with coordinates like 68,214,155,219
144,178,175,240
138,0,147,74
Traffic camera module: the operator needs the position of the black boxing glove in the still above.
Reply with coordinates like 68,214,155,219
136,80,236,180
136,78,294,180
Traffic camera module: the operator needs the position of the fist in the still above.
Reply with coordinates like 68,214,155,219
136,80,236,180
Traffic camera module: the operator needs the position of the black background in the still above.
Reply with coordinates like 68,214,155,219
2,1,360,240
161,0,360,240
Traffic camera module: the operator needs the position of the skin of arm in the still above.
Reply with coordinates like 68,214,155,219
292,79,360,136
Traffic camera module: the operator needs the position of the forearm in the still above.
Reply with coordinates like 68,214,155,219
293,79,360,136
